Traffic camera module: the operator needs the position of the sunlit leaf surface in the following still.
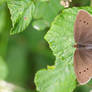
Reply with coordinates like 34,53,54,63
35,7,92,92
7,0,35,35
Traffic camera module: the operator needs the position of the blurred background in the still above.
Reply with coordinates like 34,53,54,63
0,0,92,92
6,25,55,91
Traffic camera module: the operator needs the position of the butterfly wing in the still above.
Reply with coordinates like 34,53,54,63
74,10,92,44
74,49,92,84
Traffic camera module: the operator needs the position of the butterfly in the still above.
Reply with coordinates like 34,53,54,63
74,10,92,85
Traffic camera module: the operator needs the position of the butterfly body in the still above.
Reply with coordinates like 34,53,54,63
74,44,92,49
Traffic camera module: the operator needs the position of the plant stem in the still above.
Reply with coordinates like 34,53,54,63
0,3,12,57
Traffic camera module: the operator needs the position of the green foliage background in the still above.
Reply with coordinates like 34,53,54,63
0,0,92,92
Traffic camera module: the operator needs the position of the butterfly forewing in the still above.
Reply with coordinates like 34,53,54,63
74,10,92,44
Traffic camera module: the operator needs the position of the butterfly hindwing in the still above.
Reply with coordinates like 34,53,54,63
74,49,92,84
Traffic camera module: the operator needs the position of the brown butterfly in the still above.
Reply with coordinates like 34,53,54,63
74,10,92,85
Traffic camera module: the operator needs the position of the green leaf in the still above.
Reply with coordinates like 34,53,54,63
0,4,7,33
0,57,8,80
32,19,49,31
35,7,92,92
7,0,35,35
72,0,90,6
33,0,64,30
37,0,49,2
0,0,6,5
